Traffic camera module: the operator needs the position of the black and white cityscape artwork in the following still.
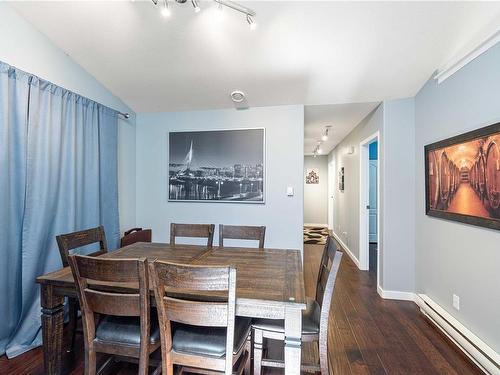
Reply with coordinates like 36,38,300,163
168,128,265,203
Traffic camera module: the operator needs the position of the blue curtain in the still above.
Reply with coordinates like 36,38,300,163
0,62,30,357
0,61,120,357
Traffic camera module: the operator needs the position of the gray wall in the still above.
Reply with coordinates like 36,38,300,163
0,3,137,232
383,98,415,293
136,105,304,252
304,155,328,225
329,104,384,265
415,44,500,352
329,99,416,293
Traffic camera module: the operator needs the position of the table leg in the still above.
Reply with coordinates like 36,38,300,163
284,306,302,375
41,284,64,375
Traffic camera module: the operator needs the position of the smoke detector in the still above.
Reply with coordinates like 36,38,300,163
230,91,246,103
230,90,249,110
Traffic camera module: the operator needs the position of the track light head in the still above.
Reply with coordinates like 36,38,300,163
247,14,257,30
161,0,171,17
192,0,201,12
321,126,331,141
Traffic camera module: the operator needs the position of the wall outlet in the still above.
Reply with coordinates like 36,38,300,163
452,294,460,310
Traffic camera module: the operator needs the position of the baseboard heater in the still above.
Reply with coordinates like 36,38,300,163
415,294,500,374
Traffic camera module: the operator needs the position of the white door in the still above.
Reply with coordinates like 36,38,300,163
368,160,378,243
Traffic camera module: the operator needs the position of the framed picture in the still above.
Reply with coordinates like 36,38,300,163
425,121,500,230
168,128,265,203
339,167,344,191
306,168,319,184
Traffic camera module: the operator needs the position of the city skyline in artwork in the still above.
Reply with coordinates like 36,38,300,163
169,128,265,203
425,122,500,230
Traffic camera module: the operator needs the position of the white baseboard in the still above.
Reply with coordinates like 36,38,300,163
377,286,416,301
331,231,360,268
416,294,499,374
304,223,328,227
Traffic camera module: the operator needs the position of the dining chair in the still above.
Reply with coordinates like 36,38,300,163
56,226,108,267
169,223,215,246
251,236,343,374
121,227,153,247
68,255,161,375
149,260,251,375
218,225,266,248
56,226,108,352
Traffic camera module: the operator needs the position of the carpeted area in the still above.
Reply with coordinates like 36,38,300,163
303,226,329,245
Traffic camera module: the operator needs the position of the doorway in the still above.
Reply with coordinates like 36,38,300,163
359,132,380,285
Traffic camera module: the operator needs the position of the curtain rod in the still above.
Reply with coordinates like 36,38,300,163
118,111,130,119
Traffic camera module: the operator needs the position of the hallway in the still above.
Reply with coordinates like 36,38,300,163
447,183,490,217
304,244,480,375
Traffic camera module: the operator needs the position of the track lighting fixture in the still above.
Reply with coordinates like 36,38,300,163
149,0,256,28
161,0,171,17
246,14,257,30
312,142,322,156
191,0,201,13
321,126,331,141
321,125,332,142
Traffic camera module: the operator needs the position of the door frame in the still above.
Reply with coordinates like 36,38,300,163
328,156,336,230
359,131,380,286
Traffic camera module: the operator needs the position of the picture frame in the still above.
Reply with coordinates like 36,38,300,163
168,128,265,203
339,167,344,192
425,121,500,230
305,168,319,184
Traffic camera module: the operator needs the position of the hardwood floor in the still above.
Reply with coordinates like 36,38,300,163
0,244,480,374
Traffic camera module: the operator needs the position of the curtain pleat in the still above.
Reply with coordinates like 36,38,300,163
0,62,30,356
0,61,120,357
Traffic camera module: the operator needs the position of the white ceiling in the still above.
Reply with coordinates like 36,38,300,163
304,102,379,156
9,1,500,115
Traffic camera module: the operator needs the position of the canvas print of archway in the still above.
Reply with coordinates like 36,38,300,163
169,128,265,203
425,121,500,230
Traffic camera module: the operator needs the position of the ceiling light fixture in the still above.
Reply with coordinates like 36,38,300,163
150,0,256,28
161,0,171,17
191,0,201,13
246,14,257,30
321,126,331,141
230,90,245,103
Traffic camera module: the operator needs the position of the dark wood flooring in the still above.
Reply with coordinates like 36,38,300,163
0,244,480,374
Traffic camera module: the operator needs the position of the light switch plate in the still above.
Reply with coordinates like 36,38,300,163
286,187,294,196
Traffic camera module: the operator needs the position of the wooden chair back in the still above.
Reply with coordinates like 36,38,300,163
68,255,152,370
315,236,339,306
56,226,108,267
316,237,343,374
218,224,266,248
121,227,152,247
169,223,215,246
150,261,236,375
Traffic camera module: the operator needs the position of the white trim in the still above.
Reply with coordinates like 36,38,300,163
377,286,416,301
331,231,360,268
359,132,381,292
435,30,500,84
416,294,500,374
304,223,328,227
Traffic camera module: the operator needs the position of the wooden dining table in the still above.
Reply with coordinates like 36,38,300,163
36,242,306,375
